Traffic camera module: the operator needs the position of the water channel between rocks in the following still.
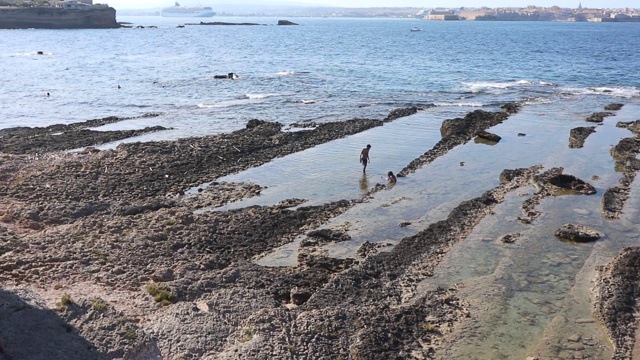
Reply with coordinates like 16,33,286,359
203,97,639,358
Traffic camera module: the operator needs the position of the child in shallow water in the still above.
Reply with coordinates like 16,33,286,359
388,171,397,185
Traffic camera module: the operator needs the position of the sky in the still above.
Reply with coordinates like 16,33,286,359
102,0,637,10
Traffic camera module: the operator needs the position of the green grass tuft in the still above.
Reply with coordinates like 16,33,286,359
422,323,439,333
145,283,175,305
57,293,74,308
92,298,108,311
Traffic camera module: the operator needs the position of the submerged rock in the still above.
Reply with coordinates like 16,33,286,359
499,168,531,183
306,228,351,243
399,107,516,177
475,130,502,143
499,233,521,243
548,173,596,195
519,168,595,224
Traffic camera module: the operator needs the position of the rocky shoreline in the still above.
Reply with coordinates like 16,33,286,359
1,103,640,359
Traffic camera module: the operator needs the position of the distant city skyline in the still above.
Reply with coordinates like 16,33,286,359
103,0,637,10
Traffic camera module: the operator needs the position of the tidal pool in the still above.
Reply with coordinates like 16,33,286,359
205,96,640,358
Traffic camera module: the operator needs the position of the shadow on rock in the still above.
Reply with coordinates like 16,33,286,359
0,289,102,360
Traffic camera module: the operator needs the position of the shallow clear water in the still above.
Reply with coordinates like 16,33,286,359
221,99,640,357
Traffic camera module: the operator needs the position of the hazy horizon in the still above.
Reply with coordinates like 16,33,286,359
103,0,638,11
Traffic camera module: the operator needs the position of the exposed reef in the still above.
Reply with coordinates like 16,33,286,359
2,101,639,359
397,103,519,177
594,246,640,360
0,114,165,155
602,121,640,219
569,126,596,148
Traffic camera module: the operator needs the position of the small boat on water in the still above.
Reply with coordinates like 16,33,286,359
411,27,423,32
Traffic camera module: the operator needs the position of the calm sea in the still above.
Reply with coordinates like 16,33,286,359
2,16,640,358
1,16,638,138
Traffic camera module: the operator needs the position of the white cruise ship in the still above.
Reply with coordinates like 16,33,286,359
160,2,216,17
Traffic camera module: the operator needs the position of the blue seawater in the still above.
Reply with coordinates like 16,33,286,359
2,17,639,359
1,17,639,138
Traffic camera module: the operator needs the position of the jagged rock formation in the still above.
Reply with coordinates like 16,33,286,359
594,246,640,360
569,126,596,148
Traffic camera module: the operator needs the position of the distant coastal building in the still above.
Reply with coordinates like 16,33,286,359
424,10,459,20
589,12,640,21
456,5,639,22
458,9,493,20
56,0,108,10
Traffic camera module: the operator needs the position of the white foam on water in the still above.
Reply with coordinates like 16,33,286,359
433,102,485,107
275,71,296,76
244,93,280,100
461,80,555,94
560,85,640,98
522,96,554,105
197,101,238,108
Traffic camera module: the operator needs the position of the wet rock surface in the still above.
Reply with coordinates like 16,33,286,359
594,246,640,360
616,120,640,135
554,224,603,242
475,130,502,143
519,167,595,224
0,114,162,154
604,103,624,111
586,112,614,123
383,106,423,122
547,173,596,195
569,126,596,148
602,131,640,219
499,232,521,243
398,107,517,177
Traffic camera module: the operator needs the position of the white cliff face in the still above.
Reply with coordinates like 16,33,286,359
0,7,119,29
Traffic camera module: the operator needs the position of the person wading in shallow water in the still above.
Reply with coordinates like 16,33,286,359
387,171,397,185
360,144,371,173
